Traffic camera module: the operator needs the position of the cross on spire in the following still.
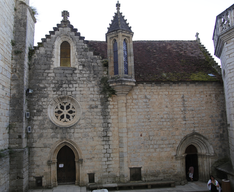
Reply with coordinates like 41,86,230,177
62,11,69,21
195,32,200,42
116,1,120,12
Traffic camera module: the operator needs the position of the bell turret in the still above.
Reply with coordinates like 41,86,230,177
106,1,135,95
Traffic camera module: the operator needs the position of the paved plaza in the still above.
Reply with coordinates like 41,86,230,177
28,181,208,192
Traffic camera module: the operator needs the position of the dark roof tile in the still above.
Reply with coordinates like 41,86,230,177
87,40,221,82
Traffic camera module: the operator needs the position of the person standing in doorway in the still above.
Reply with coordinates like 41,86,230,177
188,166,194,181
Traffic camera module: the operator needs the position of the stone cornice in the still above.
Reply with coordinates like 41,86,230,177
214,27,234,58
213,4,234,58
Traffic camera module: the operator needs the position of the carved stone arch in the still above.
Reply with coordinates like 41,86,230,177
53,35,77,68
176,132,214,157
112,38,117,44
123,36,130,43
49,140,82,187
51,139,82,161
175,132,215,182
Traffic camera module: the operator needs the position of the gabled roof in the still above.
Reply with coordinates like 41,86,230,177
87,40,221,82
34,11,87,49
107,1,132,34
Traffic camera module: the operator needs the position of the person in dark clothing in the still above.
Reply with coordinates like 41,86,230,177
207,175,221,192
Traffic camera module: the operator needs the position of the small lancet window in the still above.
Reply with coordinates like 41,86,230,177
113,39,118,75
60,41,71,67
123,39,128,74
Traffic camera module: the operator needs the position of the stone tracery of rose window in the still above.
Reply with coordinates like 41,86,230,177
48,96,81,127
55,102,76,122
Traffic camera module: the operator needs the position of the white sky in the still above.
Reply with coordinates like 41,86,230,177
30,0,234,65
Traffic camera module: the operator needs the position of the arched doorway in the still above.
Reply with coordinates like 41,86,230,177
185,145,198,181
57,145,76,184
49,140,82,187
176,132,215,182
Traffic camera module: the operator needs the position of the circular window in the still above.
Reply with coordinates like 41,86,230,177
48,96,81,127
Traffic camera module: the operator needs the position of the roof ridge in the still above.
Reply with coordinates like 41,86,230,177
196,40,221,74
133,40,197,42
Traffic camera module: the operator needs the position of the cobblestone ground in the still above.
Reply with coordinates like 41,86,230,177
28,181,208,192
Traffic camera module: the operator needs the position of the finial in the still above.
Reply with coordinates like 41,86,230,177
62,10,69,21
116,1,120,12
195,32,200,42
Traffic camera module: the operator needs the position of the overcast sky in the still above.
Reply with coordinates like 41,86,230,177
30,0,234,65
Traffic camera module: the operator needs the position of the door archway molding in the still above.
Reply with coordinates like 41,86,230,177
48,139,83,187
175,132,215,182
176,132,214,156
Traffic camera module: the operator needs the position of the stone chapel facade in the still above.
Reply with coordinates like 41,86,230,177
0,0,234,191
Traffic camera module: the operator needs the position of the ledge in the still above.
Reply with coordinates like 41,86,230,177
216,162,234,176
53,67,76,73
87,181,175,190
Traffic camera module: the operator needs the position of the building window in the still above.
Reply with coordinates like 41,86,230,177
48,96,82,128
60,41,71,67
123,39,128,74
130,167,141,181
88,173,95,183
113,39,118,75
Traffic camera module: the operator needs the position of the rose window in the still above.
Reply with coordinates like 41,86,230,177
48,96,81,127
55,102,76,122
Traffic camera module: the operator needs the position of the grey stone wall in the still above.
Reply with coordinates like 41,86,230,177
28,26,116,187
9,0,35,191
213,4,234,190
9,149,29,192
101,82,228,183
220,37,234,166
120,82,228,182
0,0,16,190
0,151,10,192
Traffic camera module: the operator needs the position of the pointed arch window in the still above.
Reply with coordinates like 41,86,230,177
60,41,71,67
113,39,118,75
123,39,128,74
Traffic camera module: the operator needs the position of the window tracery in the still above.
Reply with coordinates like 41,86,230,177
48,96,81,127
55,102,76,122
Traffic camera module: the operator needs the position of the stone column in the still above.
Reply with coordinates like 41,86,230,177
117,94,129,182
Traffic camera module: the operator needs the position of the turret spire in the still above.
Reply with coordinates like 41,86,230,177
107,1,132,34
116,1,120,12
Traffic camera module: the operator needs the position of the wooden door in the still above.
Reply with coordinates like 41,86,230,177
57,146,75,184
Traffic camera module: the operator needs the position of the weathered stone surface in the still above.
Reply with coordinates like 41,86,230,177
213,4,234,189
0,1,233,191
0,0,16,190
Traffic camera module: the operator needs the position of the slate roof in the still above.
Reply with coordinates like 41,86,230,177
87,40,221,82
107,2,132,34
